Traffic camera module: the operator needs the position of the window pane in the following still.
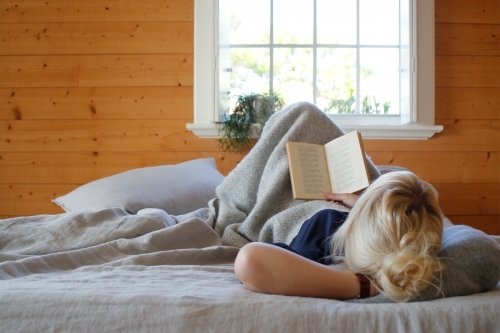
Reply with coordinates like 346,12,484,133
359,0,399,45
230,48,270,107
273,48,313,103
230,0,270,44
317,0,357,45
317,48,357,113
359,48,399,114
274,0,313,44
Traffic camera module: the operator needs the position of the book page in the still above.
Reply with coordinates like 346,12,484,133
323,131,370,193
286,142,332,200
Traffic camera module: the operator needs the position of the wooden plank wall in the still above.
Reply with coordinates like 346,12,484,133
0,0,243,218
0,0,499,234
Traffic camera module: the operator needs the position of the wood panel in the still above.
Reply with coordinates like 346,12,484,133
435,23,500,56
0,119,221,152
2,119,497,153
435,0,500,24
0,151,242,184
447,215,500,235
0,22,193,55
0,0,193,23
0,54,193,88
435,55,500,88
435,87,500,120
78,54,193,87
364,120,499,152
370,152,500,184
0,184,73,216
0,87,193,120
435,183,500,216
0,55,79,88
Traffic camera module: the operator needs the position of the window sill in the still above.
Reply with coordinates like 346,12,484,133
186,122,443,140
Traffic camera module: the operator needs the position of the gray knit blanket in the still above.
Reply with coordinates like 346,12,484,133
210,101,381,247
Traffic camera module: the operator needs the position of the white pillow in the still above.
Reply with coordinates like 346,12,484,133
53,158,225,215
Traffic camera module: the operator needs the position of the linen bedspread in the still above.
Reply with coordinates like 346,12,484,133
1,206,499,333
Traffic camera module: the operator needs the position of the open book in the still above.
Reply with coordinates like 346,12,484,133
285,130,371,200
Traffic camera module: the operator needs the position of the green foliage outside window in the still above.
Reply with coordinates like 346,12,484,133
325,93,391,114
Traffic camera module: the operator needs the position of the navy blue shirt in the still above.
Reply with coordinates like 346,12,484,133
273,209,348,265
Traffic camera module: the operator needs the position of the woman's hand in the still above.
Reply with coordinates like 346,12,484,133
325,192,359,209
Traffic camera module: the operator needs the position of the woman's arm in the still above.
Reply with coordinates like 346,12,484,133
234,242,377,299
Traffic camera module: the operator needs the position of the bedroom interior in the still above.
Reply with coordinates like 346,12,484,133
0,0,498,235
0,1,499,332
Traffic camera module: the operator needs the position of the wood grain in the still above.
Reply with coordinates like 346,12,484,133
0,0,193,24
434,183,500,216
0,184,72,216
447,215,500,235
0,87,193,120
364,120,499,152
78,54,193,87
0,54,193,88
435,23,500,56
3,119,497,153
0,55,79,88
370,151,500,184
0,22,193,56
435,87,500,120
0,119,221,152
435,0,500,24
436,55,500,88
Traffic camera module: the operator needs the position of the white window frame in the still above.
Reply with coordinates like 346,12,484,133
187,0,443,140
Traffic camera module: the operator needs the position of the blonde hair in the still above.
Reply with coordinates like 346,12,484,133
330,171,444,302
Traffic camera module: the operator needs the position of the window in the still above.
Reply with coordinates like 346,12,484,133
187,0,442,139
231,0,400,118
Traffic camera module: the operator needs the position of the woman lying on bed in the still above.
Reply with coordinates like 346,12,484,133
234,170,444,303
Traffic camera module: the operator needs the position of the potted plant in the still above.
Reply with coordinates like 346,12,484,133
218,92,284,153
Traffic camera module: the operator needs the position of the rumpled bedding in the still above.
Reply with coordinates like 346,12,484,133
0,208,238,279
0,102,499,333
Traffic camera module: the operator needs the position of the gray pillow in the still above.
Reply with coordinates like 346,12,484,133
416,225,500,301
53,158,225,215
351,224,500,303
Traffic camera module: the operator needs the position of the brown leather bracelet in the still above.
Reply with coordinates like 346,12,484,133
355,273,371,299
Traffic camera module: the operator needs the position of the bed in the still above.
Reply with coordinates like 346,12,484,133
1,102,499,333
